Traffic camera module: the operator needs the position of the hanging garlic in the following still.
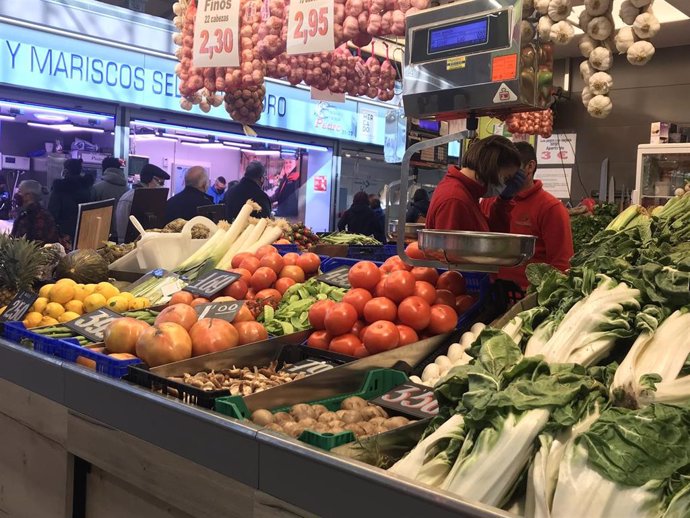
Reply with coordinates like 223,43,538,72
521,20,536,42
550,20,575,44
210,94,224,108
173,16,184,29
619,0,640,25
582,86,593,107
578,35,598,57
579,10,593,31
630,0,652,7
535,0,550,15
589,72,613,95
587,95,613,118
547,0,572,21
589,46,612,70
172,33,183,46
580,60,595,82
180,98,193,111
627,40,656,65
615,27,635,54
587,16,614,41
538,16,554,42
633,12,660,39
585,0,610,17
172,2,183,15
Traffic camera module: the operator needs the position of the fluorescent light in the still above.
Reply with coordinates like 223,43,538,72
0,101,112,121
221,143,244,150
0,115,15,121
174,134,209,142
35,114,68,122
26,122,104,133
244,150,280,156
221,141,252,148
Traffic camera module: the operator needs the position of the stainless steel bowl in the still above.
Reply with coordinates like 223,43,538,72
418,230,537,267
389,220,426,241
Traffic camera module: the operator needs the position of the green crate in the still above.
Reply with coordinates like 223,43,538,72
214,368,409,451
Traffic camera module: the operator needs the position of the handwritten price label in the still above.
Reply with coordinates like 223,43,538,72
536,133,577,166
194,300,244,322
372,382,439,418
282,358,336,376
193,0,240,67
316,266,351,289
65,308,121,343
0,290,38,323
185,270,240,299
286,0,334,55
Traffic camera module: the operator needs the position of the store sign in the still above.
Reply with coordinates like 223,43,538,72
536,133,577,165
357,108,377,144
313,175,328,192
0,22,387,145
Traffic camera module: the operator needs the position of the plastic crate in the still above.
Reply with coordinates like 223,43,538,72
346,244,398,262
57,341,142,378
1,321,81,357
275,244,300,255
214,368,409,450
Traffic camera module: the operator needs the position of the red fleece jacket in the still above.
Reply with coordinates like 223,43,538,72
480,180,574,289
426,166,512,232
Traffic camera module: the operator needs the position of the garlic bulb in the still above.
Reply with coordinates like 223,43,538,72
579,35,598,57
550,20,575,44
521,20,536,42
589,46,612,70
630,0,651,7
535,0,550,15
633,12,660,39
585,0,610,17
172,33,183,45
579,10,593,31
173,16,184,29
627,40,656,65
582,86,593,107
538,16,554,42
619,0,640,25
180,98,193,111
587,95,613,118
548,0,572,22
580,60,595,82
615,27,635,54
172,2,183,15
587,16,614,41
589,72,613,95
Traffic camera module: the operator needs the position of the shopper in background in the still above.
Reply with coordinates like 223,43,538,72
207,176,227,204
272,159,300,217
481,141,574,289
225,161,272,220
426,135,524,232
338,191,384,238
164,166,212,224
370,197,387,243
11,180,59,244
47,158,94,244
116,164,170,242
406,188,430,223
93,157,128,203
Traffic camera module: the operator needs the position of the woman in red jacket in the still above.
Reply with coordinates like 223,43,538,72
426,135,525,232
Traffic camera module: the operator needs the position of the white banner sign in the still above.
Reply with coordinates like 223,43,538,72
286,0,335,55
357,108,377,144
193,0,240,68
536,133,577,165
539,167,572,199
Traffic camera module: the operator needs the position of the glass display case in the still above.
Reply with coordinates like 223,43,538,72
634,144,690,207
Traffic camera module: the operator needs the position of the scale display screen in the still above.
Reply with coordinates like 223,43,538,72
428,17,489,54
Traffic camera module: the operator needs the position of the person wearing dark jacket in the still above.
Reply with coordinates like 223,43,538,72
225,161,272,220
338,191,384,238
93,157,128,203
164,166,213,224
48,158,94,243
406,188,430,223
11,180,59,244
370,198,387,243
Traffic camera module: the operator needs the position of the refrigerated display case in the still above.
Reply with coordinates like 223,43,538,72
634,143,690,207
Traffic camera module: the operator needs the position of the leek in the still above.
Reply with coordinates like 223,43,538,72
217,223,255,270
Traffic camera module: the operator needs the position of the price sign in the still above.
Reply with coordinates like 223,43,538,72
357,108,377,144
536,133,577,165
194,300,244,322
65,308,121,343
193,0,240,67
286,0,334,55
282,358,337,376
316,266,351,289
185,270,240,299
371,382,439,419
0,290,38,323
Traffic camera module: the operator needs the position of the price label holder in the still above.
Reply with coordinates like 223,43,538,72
194,300,244,323
371,381,439,419
185,270,240,299
316,266,351,289
193,0,241,67
282,358,337,376
65,308,122,343
286,0,335,55
126,268,171,292
0,290,38,323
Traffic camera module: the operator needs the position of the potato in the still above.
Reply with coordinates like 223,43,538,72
339,410,362,424
251,409,274,426
265,423,283,433
310,404,329,417
344,423,365,436
384,416,410,429
359,422,376,436
313,423,330,433
273,412,294,424
299,417,317,428
368,416,386,426
318,411,339,424
290,403,312,419
370,405,389,418
282,422,301,437
340,396,367,410
359,406,381,421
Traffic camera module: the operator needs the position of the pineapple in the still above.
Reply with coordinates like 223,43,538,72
0,236,49,306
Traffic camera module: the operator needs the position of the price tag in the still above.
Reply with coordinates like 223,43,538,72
194,300,244,322
371,382,439,419
185,270,240,299
126,268,172,292
193,0,240,67
316,266,351,289
65,308,121,343
286,0,334,55
282,358,337,376
536,133,577,165
0,290,38,323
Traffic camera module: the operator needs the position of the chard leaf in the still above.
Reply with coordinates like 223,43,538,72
640,373,662,391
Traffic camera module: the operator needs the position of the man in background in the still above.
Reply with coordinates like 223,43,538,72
116,164,169,242
11,180,59,244
207,176,227,204
165,166,212,224
93,156,128,241
225,161,272,220
480,141,573,290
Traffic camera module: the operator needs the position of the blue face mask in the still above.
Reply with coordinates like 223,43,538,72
484,180,506,198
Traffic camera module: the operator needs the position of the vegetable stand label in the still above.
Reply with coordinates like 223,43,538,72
536,133,577,165
0,290,38,323
316,266,351,289
371,382,439,419
193,0,240,67
282,358,337,376
194,300,244,322
184,270,240,298
286,0,334,55
65,308,121,343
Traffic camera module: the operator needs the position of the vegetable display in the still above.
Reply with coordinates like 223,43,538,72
320,232,382,246
570,203,619,253
283,223,320,251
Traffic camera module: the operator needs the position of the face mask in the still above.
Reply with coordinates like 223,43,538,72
484,180,505,198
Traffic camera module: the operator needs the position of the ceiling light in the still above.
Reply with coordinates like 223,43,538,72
0,101,112,121
35,114,68,122
244,150,280,156
0,115,16,121
27,122,104,133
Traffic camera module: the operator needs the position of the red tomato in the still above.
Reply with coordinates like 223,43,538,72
374,279,387,297
329,333,362,356
396,325,419,346
259,253,285,275
223,279,248,300
381,256,411,273
228,268,252,285
231,252,253,269
455,295,476,315
275,277,296,295
251,266,278,291
235,321,269,345
190,297,210,307
255,245,278,259
405,241,426,260
358,325,369,340
234,305,255,322
246,288,256,300
239,256,261,274
308,300,336,330
434,289,456,307
351,319,366,337
324,302,359,336
307,330,331,350
437,271,467,295
397,296,432,331
282,252,300,266
296,252,321,274
384,270,417,303
352,345,370,358
348,261,381,291
279,265,306,283
427,304,458,335
363,297,397,323
342,288,373,318
410,267,439,285
255,288,282,303
362,320,400,354
414,281,437,305
169,291,194,306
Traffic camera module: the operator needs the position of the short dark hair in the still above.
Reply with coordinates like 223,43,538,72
461,135,521,185
371,198,381,209
217,176,227,184
63,158,83,176
413,188,428,202
140,164,168,183
245,161,265,181
514,141,537,170
102,156,121,170
353,191,369,205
